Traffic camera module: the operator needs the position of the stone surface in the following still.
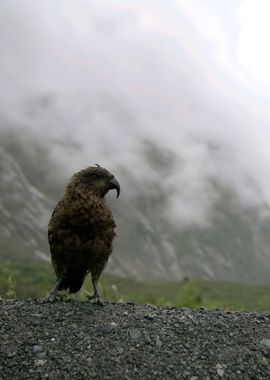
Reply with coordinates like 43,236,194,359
1,300,270,379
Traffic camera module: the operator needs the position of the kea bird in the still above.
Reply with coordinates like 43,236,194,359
44,165,120,302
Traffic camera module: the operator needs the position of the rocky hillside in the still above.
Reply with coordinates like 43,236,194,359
0,145,51,262
2,127,270,283
1,299,270,379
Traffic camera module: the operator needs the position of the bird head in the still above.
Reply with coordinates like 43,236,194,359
72,165,120,198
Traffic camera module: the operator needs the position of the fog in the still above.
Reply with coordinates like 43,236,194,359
1,0,270,226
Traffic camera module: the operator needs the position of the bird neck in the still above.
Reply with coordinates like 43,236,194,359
66,181,107,200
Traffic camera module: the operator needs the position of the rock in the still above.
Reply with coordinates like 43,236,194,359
156,335,162,347
129,328,141,340
32,345,43,354
35,359,47,366
260,339,270,349
144,315,154,321
1,300,270,380
99,325,115,334
116,347,124,354
215,363,225,377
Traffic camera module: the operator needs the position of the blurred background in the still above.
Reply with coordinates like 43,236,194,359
1,0,270,309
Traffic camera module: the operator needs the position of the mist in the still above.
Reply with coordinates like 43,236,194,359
1,0,270,227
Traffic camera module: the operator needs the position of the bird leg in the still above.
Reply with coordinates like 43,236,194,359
39,278,63,302
87,274,103,304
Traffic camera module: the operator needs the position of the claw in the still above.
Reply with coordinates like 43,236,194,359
39,278,64,303
38,294,57,303
87,294,104,305
39,293,66,303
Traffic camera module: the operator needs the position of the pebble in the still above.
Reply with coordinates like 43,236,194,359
216,363,225,377
116,347,124,354
32,345,43,354
35,359,47,366
129,328,141,340
144,315,154,321
99,325,115,334
156,335,162,347
2,299,270,380
260,339,270,349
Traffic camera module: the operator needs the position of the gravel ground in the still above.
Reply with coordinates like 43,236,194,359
1,300,270,379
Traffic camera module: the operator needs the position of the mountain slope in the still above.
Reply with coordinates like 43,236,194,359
0,145,51,262
1,127,270,283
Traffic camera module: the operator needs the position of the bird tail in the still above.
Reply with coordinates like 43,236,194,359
59,269,87,294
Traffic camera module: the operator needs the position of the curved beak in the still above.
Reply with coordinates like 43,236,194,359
109,177,120,198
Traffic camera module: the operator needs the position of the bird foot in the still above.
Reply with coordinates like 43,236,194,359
87,294,104,305
38,295,57,303
38,293,65,303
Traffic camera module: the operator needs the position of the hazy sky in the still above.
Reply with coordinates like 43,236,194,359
1,0,270,224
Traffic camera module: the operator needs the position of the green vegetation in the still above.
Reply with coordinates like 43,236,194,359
1,261,270,311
